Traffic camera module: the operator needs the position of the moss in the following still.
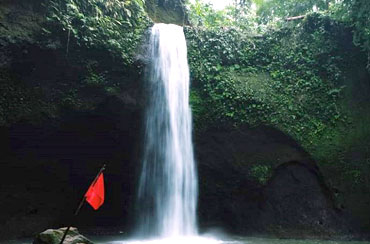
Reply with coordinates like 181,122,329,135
0,1,44,44
249,164,273,185
45,0,151,65
0,69,58,126
144,0,187,25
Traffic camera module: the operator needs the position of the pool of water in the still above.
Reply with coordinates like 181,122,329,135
88,235,370,244
2,235,370,244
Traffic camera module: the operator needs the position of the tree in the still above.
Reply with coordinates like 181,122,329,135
331,0,370,70
254,0,331,23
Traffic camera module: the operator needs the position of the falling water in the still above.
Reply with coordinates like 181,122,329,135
136,23,198,238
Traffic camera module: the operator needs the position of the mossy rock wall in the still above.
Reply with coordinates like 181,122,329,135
186,14,370,233
0,0,146,239
145,0,188,25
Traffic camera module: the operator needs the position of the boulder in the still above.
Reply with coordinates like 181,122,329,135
33,227,93,244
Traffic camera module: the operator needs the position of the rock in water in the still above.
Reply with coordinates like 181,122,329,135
33,227,93,244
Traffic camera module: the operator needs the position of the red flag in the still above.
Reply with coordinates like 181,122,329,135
85,173,105,210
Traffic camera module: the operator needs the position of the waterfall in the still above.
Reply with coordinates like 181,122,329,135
136,23,198,238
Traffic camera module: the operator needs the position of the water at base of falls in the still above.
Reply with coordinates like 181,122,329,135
135,23,198,239
90,235,370,244
118,236,224,244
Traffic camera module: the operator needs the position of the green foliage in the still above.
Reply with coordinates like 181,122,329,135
187,0,226,29
251,0,370,71
255,0,330,23
185,14,352,148
46,0,151,64
186,0,257,32
311,111,370,190
0,70,56,126
249,164,272,185
189,90,208,131
187,0,369,71
60,88,80,109
186,2,370,218
330,0,370,71
83,61,108,87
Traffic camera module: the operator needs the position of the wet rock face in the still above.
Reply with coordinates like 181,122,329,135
0,4,144,233
0,0,145,239
145,0,188,25
0,101,142,240
195,126,350,238
260,162,348,238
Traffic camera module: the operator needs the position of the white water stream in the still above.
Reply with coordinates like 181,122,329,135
135,23,198,238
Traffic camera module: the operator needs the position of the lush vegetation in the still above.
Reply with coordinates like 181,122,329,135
187,0,370,69
0,0,153,126
46,0,151,65
186,0,370,226
185,8,353,146
1,0,369,229
337,0,370,71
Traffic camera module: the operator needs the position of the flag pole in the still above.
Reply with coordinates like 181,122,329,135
59,164,106,244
